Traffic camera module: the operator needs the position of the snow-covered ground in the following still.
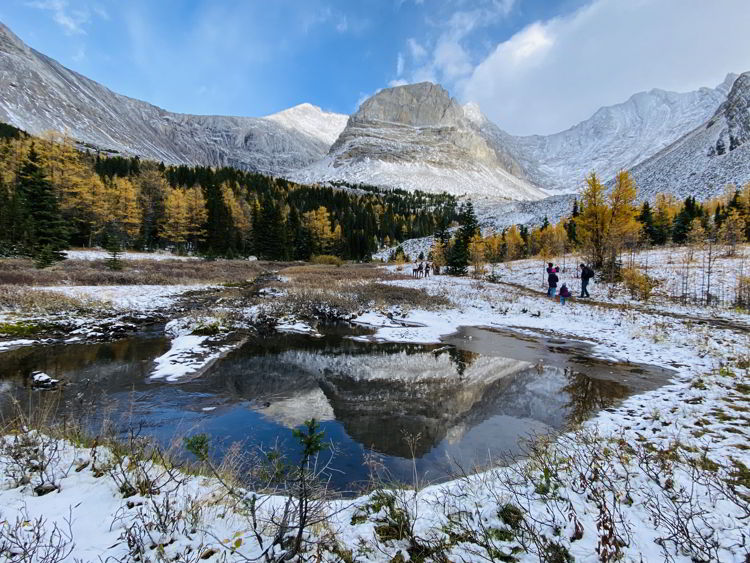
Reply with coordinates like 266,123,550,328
64,249,198,261
0,247,748,561
31,284,211,310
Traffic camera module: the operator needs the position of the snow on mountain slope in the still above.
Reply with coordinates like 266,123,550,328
289,82,547,200
265,103,348,147
0,22,347,175
480,76,737,193
625,72,750,201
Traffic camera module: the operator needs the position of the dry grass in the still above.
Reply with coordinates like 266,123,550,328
0,258,295,286
270,264,452,319
0,286,107,314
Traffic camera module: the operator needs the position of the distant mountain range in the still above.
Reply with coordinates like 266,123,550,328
1,20,749,204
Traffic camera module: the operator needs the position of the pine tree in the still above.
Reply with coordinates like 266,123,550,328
18,145,68,260
433,213,451,246
638,201,656,244
447,202,478,276
135,165,169,250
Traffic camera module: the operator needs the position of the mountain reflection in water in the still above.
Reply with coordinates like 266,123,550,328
0,325,670,488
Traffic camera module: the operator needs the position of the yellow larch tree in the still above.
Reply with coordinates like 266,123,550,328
221,182,252,244
575,172,609,268
505,225,524,261
100,176,141,242
484,232,504,264
162,188,190,247
468,233,486,277
303,206,336,255
430,239,446,274
719,209,746,255
185,186,208,248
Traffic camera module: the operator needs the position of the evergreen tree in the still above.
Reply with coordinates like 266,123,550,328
638,201,656,244
447,201,478,276
672,196,702,244
433,213,451,246
255,201,287,260
18,146,68,260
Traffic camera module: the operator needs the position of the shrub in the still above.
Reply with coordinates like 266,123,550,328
622,267,659,301
310,255,343,266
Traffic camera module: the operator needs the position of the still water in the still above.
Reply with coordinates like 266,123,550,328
0,325,672,491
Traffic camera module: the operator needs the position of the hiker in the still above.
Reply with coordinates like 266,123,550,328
418,261,425,278
579,263,594,298
424,262,431,278
547,263,559,298
559,283,571,305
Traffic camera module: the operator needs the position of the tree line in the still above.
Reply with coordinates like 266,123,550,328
412,171,750,278
0,126,457,263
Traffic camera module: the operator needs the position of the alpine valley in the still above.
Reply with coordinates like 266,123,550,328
2,20,749,219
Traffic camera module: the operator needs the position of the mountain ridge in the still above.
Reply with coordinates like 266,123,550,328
1,20,747,203
0,22,348,175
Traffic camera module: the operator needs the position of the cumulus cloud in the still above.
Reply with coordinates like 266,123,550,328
460,0,750,135
399,1,516,89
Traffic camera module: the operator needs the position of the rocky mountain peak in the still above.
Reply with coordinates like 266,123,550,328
709,71,750,155
353,82,465,128
0,21,28,54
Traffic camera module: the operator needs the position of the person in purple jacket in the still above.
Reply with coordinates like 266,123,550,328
546,263,560,298
559,283,571,305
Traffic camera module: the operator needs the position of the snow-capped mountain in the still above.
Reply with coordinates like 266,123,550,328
0,22,347,175
624,71,750,201
0,19,746,203
476,75,737,193
288,82,548,200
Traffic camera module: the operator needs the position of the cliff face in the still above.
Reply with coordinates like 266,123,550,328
290,83,546,200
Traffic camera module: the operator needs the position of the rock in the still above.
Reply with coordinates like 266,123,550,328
33,483,58,496
30,371,59,389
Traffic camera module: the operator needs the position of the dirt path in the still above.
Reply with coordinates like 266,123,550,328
496,280,750,334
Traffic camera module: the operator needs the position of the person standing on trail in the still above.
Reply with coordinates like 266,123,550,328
547,263,560,298
579,263,593,298
559,283,571,305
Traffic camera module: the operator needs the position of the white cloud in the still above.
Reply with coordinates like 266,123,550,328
407,37,427,60
26,0,109,35
396,52,405,76
461,0,750,135
399,1,516,91
27,0,88,34
388,78,409,87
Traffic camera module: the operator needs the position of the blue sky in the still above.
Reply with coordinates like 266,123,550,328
2,0,750,135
